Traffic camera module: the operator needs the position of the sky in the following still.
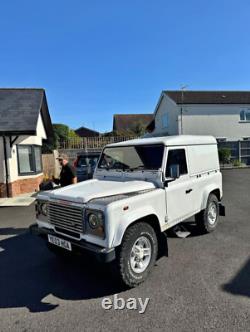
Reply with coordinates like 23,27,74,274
1,0,250,133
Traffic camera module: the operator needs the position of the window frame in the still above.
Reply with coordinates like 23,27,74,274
162,113,169,128
97,144,165,171
165,147,188,179
17,144,43,176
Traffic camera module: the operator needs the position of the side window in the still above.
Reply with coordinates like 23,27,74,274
17,145,42,175
166,149,188,177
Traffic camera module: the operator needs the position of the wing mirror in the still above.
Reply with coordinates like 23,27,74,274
164,164,180,186
170,164,180,179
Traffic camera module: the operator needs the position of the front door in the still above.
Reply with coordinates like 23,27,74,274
164,148,195,225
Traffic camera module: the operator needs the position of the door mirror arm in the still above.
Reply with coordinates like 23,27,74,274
164,178,175,187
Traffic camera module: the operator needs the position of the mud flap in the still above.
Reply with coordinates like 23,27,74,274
158,231,168,258
219,203,226,216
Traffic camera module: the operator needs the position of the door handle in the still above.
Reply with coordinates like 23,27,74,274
185,189,193,194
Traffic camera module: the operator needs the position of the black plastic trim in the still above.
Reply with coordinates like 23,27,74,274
29,224,116,263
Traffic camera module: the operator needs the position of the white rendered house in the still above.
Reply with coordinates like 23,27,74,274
147,91,250,141
0,89,53,197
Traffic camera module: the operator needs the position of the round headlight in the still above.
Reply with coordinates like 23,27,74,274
41,203,48,216
88,213,100,229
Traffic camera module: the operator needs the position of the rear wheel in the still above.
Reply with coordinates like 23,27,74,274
195,193,219,233
115,222,158,288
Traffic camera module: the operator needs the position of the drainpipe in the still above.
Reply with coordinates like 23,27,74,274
3,135,10,197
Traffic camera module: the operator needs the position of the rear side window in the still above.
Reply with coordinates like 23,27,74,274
166,149,188,177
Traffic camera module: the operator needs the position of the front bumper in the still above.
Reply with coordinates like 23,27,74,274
30,224,116,263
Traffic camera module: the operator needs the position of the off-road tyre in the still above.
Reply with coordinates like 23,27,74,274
195,193,219,233
115,222,158,288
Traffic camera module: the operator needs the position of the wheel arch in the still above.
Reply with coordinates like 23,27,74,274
114,214,168,258
210,188,221,201
201,185,221,210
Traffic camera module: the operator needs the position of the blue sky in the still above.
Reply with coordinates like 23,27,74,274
1,0,250,132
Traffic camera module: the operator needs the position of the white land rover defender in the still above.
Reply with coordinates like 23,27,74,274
31,135,225,287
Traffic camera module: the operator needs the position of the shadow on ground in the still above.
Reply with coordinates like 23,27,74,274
0,227,27,236
222,258,250,298
166,221,205,238
0,229,126,313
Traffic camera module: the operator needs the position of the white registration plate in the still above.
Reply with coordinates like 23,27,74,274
48,234,72,251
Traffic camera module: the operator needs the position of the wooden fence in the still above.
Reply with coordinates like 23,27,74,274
58,136,138,150
42,151,61,179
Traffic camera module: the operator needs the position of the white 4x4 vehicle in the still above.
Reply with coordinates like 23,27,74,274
31,135,225,287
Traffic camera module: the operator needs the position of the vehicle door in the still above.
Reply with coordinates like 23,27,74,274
164,147,196,224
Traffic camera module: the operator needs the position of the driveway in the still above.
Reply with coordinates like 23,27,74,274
0,169,249,331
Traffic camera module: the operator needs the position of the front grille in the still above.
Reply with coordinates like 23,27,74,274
48,201,84,236
54,227,81,239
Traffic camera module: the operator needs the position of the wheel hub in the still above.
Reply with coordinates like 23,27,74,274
208,202,217,225
130,236,152,274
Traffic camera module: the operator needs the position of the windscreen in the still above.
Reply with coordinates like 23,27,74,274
98,145,164,171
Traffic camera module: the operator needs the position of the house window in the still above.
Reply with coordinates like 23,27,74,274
17,145,42,175
162,114,168,128
240,109,250,121
166,149,188,177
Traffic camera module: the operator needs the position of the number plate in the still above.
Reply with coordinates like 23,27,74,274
48,234,72,251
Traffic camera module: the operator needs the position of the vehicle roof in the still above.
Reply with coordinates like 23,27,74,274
106,135,217,147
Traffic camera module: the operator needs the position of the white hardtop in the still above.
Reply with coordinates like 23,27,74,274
107,135,217,148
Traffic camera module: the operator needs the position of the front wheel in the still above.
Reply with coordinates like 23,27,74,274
115,222,158,288
195,193,219,233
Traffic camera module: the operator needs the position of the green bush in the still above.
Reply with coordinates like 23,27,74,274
232,159,241,167
218,148,231,165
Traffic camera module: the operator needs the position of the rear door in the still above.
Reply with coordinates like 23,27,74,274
164,147,196,224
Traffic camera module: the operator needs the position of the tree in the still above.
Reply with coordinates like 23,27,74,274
42,123,80,153
68,129,79,138
53,124,70,145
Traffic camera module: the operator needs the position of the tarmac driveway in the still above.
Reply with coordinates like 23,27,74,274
0,169,249,331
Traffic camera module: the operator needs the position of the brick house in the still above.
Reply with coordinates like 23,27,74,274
75,126,100,137
113,114,153,134
0,89,53,197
